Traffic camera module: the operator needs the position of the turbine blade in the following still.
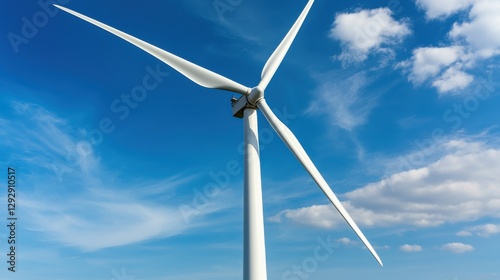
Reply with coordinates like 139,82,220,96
53,5,250,95
258,0,314,90
257,99,383,267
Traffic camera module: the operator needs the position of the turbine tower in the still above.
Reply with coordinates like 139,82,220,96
54,1,383,279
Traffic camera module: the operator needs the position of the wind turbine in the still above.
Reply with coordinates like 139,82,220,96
54,1,383,279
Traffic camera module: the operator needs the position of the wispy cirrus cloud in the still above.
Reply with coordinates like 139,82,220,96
306,71,378,131
24,196,187,251
3,102,97,175
1,101,229,251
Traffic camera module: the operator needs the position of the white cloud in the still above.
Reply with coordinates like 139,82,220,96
337,237,357,245
330,8,410,64
449,0,500,58
270,140,500,230
269,204,339,228
415,0,474,19
401,46,464,83
307,72,378,131
400,244,423,252
457,230,473,236
458,224,500,237
399,46,478,94
432,66,474,93
441,242,474,253
402,0,500,94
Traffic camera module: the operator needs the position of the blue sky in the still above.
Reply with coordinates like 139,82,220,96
1,0,500,279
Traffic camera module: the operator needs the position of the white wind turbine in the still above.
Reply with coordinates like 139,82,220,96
54,1,383,279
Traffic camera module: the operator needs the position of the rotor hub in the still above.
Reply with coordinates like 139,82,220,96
248,86,264,106
231,86,265,118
